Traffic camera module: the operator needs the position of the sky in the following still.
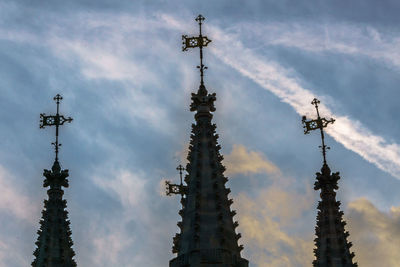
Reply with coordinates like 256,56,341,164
0,0,400,266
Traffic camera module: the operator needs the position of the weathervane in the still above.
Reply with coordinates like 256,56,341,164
40,94,73,162
182,14,212,86
302,98,335,165
165,164,187,197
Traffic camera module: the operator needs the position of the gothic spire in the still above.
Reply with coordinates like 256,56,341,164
302,98,357,267
33,94,76,267
167,15,248,267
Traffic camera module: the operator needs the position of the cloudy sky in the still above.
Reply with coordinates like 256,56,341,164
1,1,400,266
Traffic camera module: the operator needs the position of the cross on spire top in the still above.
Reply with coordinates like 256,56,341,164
195,14,205,23
182,14,212,87
302,98,335,165
54,94,63,103
40,94,73,162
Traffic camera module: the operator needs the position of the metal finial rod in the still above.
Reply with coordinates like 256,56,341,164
302,98,335,165
54,94,61,161
182,14,212,86
312,99,328,164
40,94,73,162
196,15,205,85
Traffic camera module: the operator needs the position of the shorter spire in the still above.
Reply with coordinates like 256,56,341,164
302,98,357,266
302,98,335,165
33,94,76,267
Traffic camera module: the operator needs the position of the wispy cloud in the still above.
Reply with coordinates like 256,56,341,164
234,177,314,266
201,23,400,179
0,165,38,223
0,166,38,266
89,168,173,267
235,22,400,69
46,17,174,132
220,145,314,266
91,226,133,266
346,198,400,266
0,238,28,267
92,169,148,217
90,169,148,261
224,144,280,176
3,5,400,181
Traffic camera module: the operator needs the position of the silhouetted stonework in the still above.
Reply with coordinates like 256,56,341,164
302,98,357,266
313,164,357,267
169,15,248,266
32,160,76,267
169,82,248,267
34,94,75,266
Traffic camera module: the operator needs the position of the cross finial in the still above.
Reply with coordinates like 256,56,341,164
40,94,73,162
54,94,63,103
182,14,212,87
302,98,335,165
165,164,187,197
195,14,205,24
311,98,319,107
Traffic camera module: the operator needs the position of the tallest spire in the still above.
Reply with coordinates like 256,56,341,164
168,15,248,267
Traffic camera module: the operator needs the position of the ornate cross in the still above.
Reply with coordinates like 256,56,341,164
302,98,335,165
182,14,212,86
166,164,187,197
40,94,73,161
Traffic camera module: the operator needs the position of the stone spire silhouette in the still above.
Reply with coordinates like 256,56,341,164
32,94,76,267
302,98,357,267
165,15,248,267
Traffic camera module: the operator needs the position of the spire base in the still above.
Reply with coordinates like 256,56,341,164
170,249,248,267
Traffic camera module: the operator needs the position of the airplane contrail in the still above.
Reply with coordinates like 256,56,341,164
208,25,400,179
